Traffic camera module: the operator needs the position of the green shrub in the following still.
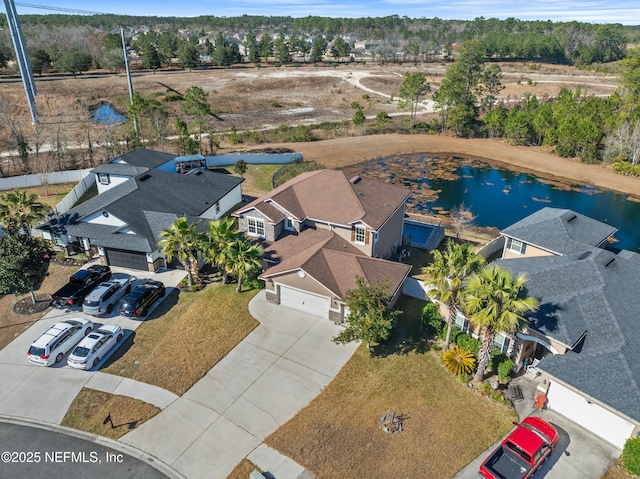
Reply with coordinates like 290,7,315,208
163,93,183,102
613,161,640,176
362,93,370,100
271,100,281,108
458,373,469,384
350,101,361,109
242,278,265,291
74,253,88,264
55,251,67,262
440,325,463,344
497,358,515,382
490,349,508,372
623,437,640,474
456,333,481,357
420,302,443,335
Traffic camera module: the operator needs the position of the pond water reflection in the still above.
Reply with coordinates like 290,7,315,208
92,104,125,124
345,154,640,252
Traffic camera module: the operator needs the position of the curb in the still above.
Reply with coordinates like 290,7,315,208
0,415,186,479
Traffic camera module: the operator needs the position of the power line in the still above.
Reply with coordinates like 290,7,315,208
13,3,113,15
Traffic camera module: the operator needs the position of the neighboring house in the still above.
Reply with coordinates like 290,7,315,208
233,169,412,320
40,149,243,272
459,207,640,448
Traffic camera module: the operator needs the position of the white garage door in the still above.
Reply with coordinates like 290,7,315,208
278,285,330,318
546,381,635,449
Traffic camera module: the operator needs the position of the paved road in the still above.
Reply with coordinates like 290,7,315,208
0,422,168,479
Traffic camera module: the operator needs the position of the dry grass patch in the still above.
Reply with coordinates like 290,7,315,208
61,388,160,440
0,262,76,350
266,296,517,479
103,283,259,396
226,459,263,479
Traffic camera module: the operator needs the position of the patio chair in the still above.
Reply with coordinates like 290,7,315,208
508,384,524,402
525,358,541,377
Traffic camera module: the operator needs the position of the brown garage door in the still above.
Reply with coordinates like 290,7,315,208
105,248,148,271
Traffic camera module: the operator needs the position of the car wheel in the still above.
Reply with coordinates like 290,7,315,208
106,304,114,314
84,327,92,336
126,284,132,293
117,333,123,342
93,357,100,367
55,353,63,364
160,288,165,297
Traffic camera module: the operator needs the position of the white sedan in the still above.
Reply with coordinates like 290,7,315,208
67,324,124,370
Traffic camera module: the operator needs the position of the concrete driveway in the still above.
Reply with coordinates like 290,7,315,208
0,265,185,424
453,409,620,479
120,290,359,479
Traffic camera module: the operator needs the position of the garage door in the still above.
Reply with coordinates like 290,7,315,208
546,381,635,449
104,248,148,271
278,285,330,318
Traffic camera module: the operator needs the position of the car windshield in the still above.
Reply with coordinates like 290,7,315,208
72,346,90,358
64,320,82,326
29,346,45,356
84,300,99,307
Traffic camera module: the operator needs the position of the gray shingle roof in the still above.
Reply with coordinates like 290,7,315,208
496,246,640,423
91,163,149,176
115,148,177,169
501,207,618,255
47,168,242,253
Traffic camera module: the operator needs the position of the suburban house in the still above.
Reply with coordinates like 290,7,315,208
40,148,243,272
456,207,640,448
233,169,412,321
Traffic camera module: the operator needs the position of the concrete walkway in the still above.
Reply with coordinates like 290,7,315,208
120,290,359,479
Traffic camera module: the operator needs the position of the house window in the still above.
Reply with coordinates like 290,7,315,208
455,312,467,330
354,225,366,244
99,173,110,185
215,202,220,214
507,237,527,255
493,333,510,354
285,218,294,231
247,217,265,237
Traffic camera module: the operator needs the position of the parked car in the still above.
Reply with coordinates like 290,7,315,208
82,276,133,316
52,265,112,308
119,280,165,318
27,318,93,366
479,417,559,479
67,324,124,370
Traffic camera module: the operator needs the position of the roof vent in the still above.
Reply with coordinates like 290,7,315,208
605,257,615,267
349,175,361,184
578,251,591,260
566,214,577,222
139,174,151,182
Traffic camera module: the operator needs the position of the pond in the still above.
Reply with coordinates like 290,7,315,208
344,154,640,252
92,104,126,125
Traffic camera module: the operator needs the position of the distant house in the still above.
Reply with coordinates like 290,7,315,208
455,207,640,448
40,149,243,272
233,169,412,320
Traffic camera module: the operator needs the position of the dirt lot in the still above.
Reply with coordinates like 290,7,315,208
0,61,619,148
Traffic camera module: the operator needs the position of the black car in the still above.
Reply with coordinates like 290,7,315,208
118,280,165,318
51,265,112,308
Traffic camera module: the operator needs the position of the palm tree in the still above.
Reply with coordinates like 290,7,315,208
159,217,200,287
224,234,263,292
0,189,47,236
462,265,539,382
422,240,485,350
202,218,239,284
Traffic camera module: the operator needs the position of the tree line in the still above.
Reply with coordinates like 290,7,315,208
1,14,638,67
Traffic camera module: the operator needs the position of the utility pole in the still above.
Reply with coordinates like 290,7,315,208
121,27,139,137
2,0,38,124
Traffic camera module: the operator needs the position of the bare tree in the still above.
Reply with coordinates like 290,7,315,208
33,153,58,197
0,98,31,174
449,202,477,239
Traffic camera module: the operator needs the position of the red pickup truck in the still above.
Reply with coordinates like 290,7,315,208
479,417,559,479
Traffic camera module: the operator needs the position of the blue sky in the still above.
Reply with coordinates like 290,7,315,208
11,0,640,25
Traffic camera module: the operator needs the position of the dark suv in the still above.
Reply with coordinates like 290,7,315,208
118,280,165,318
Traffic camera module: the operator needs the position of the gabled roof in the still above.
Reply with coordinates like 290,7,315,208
91,163,149,176
496,246,640,423
45,168,242,253
501,207,617,255
261,228,411,300
115,148,177,169
235,170,411,230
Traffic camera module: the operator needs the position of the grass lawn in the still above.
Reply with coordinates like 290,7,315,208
226,459,262,479
61,388,160,440
227,164,282,198
0,262,77,351
102,283,260,396
0,182,79,210
265,296,517,479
